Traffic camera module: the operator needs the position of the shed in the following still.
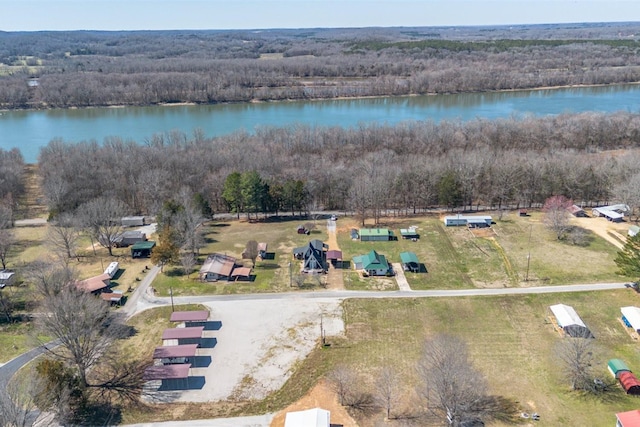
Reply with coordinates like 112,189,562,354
400,251,420,273
114,230,147,247
621,306,640,333
617,409,640,427
619,371,640,395
131,240,155,258
400,228,420,239
326,250,342,261
592,204,629,222
257,242,268,258
231,266,253,281
608,359,631,378
122,216,146,227
170,310,209,323
549,304,593,338
100,290,124,304
629,225,640,238
0,270,15,288
568,204,587,217
359,228,394,241
284,408,330,427
353,250,390,276
104,261,119,278
350,229,359,240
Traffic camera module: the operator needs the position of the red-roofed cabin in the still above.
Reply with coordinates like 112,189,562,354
619,371,640,395
617,409,640,427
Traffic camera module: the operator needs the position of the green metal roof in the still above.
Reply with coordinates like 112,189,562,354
131,240,156,250
359,228,392,237
400,251,419,265
609,359,631,374
353,250,389,270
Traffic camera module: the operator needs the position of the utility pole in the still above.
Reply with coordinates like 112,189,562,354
170,286,174,312
525,224,532,281
288,261,292,287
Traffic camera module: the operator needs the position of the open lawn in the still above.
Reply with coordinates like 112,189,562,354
336,212,624,291
119,289,640,426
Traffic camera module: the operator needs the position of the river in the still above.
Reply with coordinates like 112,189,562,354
1,84,640,163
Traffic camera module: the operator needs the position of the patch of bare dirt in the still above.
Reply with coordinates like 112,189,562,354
570,216,632,249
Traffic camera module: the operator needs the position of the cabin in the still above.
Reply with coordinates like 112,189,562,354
199,253,237,281
359,228,394,241
293,240,328,273
353,250,391,276
443,215,492,227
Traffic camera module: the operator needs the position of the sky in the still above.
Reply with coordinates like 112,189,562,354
0,0,639,32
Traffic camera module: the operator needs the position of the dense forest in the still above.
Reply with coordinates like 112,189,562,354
33,111,640,222
1,23,640,221
2,23,640,109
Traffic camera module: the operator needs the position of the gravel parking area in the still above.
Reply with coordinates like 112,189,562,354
144,296,344,403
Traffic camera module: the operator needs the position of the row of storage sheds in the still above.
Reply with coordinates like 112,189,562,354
608,359,640,395
549,304,594,338
143,310,210,389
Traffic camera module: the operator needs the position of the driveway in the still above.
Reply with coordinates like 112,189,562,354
391,263,412,291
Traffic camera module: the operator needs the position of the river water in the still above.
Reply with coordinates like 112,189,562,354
1,84,640,163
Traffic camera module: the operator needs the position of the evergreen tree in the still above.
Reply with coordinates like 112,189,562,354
222,171,243,219
615,233,640,280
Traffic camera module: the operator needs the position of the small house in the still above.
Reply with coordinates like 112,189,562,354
0,270,15,288
131,240,156,258
121,216,146,227
293,240,328,273
608,359,631,379
199,253,237,281
353,250,391,276
400,251,420,273
359,228,394,241
400,227,419,240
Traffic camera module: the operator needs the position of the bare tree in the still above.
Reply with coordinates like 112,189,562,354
543,195,574,240
180,252,196,278
0,228,15,270
77,197,127,256
26,262,77,298
555,330,598,391
36,288,125,388
244,240,259,268
375,365,401,420
47,213,80,260
327,364,360,406
417,334,496,427
0,372,41,427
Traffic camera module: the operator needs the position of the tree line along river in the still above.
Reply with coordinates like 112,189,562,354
2,84,640,163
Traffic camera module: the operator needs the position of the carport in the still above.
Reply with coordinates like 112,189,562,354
143,363,192,389
153,344,199,364
162,326,205,345
170,310,210,323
